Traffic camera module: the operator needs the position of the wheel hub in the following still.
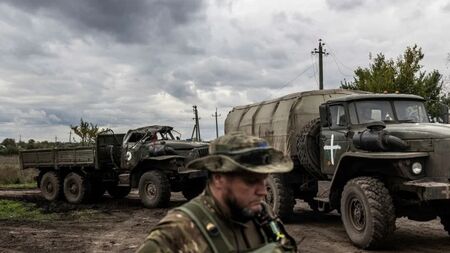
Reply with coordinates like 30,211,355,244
349,198,366,231
69,182,79,195
146,182,157,198
46,182,54,193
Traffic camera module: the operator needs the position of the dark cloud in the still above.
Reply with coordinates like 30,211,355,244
0,0,447,142
1,0,207,44
165,82,198,101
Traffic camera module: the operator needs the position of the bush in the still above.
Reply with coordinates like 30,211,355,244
0,155,37,185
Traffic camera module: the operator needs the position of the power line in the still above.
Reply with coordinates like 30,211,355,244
261,65,314,101
279,65,314,90
310,53,320,87
329,52,353,78
325,43,355,73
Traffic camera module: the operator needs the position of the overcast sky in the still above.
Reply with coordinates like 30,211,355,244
1,0,450,142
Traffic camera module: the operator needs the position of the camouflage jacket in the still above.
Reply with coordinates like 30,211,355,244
136,188,297,253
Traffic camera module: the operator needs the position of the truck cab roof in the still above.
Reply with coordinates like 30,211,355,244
129,125,174,134
326,93,425,103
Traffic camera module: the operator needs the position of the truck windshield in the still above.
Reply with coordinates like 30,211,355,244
353,100,394,124
350,100,429,124
394,100,429,123
157,131,175,140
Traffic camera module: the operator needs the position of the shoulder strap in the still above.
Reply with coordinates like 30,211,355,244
175,199,235,253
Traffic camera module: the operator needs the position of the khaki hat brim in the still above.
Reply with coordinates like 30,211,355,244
186,149,293,174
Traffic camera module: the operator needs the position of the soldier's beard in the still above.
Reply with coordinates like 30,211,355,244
224,195,261,223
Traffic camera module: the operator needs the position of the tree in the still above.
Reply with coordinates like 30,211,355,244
27,139,36,149
70,118,109,145
0,138,18,154
341,45,444,118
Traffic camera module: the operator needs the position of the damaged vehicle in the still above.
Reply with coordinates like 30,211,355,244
20,125,209,208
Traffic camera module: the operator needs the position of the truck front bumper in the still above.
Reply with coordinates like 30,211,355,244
403,178,450,201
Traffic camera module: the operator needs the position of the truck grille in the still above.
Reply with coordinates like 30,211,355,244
196,146,209,157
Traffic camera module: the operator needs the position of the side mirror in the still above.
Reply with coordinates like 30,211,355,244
319,104,331,127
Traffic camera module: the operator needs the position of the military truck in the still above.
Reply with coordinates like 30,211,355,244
20,125,209,207
225,89,450,249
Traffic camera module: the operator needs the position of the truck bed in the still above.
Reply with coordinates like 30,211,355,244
20,146,95,170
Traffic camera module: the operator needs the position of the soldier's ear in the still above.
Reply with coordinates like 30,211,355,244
211,173,227,189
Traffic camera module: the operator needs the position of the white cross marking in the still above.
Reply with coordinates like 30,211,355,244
324,134,341,165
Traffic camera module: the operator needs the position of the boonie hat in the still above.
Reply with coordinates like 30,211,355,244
186,132,293,173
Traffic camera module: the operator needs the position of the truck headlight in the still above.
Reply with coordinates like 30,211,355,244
411,162,423,175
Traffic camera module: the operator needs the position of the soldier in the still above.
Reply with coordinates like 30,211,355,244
137,132,298,253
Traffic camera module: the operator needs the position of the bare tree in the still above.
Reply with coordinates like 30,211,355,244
70,118,109,145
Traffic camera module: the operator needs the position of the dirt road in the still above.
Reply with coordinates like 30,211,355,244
0,189,449,253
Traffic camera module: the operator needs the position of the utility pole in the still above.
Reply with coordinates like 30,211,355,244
212,108,221,138
191,105,201,141
311,39,329,90
69,130,72,143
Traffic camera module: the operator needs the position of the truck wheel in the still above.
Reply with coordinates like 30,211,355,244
440,215,450,235
297,118,325,179
63,172,90,204
139,170,170,208
341,177,396,249
107,186,131,199
182,178,206,200
40,171,63,201
265,174,295,219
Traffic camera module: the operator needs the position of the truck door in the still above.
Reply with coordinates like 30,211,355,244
320,104,350,175
121,132,145,170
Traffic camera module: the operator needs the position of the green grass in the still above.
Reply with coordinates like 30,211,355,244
0,182,37,189
0,200,57,221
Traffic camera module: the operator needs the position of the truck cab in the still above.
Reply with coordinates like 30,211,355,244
226,89,450,249
314,94,450,248
116,125,209,206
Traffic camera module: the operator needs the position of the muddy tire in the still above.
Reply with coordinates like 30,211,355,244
107,185,131,199
182,178,206,200
341,177,396,249
297,118,324,179
440,215,450,235
63,172,90,204
265,174,295,219
40,171,63,201
139,170,170,208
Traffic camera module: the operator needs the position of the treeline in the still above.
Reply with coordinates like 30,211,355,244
0,119,109,155
0,138,79,155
